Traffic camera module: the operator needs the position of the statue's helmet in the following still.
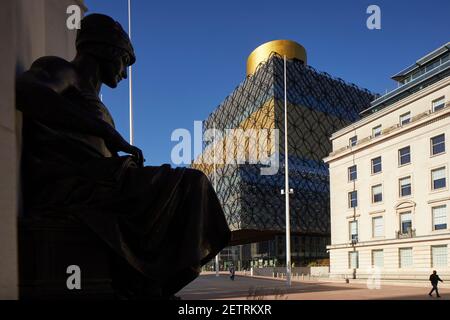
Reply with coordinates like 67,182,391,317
76,13,136,66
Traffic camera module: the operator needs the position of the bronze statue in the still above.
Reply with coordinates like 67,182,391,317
16,13,231,299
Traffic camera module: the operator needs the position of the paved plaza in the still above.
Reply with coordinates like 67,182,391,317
178,272,450,300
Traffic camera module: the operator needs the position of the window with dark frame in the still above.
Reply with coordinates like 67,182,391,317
398,146,411,165
348,191,358,208
432,245,447,268
350,221,358,241
431,167,446,190
372,249,384,267
400,212,412,234
348,165,357,181
349,251,359,269
372,125,382,137
400,112,411,126
432,205,447,230
372,184,383,203
432,97,445,112
399,248,413,268
399,176,412,197
371,156,382,174
373,216,384,238
431,134,445,155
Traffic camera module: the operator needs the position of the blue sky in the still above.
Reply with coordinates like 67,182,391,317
86,0,450,166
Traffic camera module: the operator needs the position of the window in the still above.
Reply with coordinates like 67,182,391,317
349,251,359,269
443,53,450,64
432,245,447,268
399,112,411,126
372,250,384,267
349,136,357,147
371,157,382,174
398,146,411,166
433,205,447,230
348,165,357,181
400,212,412,234
431,167,446,190
372,125,382,137
348,191,358,208
372,184,383,203
431,134,445,155
399,176,412,197
349,221,358,242
373,216,384,238
432,97,445,112
399,248,413,268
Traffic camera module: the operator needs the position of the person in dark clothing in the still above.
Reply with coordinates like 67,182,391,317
429,270,444,298
229,265,235,281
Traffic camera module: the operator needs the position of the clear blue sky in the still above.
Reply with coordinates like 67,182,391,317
86,0,449,166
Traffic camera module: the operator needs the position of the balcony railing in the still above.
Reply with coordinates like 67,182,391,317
396,228,416,239
329,102,449,158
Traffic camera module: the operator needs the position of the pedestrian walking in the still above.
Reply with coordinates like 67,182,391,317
229,265,235,281
429,270,444,298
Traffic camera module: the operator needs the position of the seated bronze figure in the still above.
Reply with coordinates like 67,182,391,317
16,13,231,299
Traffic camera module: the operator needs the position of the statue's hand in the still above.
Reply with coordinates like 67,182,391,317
123,144,145,168
105,131,145,167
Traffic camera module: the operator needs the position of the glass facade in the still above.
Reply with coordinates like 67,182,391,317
193,54,375,267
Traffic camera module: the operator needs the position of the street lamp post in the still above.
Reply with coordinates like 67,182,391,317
213,124,220,277
128,0,134,145
283,55,292,287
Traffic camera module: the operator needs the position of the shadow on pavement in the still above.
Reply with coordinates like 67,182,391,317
179,274,359,300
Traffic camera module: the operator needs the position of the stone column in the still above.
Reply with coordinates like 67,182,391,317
0,0,86,299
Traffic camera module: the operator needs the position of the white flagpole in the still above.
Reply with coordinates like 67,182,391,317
128,0,134,145
284,55,292,287
213,124,220,277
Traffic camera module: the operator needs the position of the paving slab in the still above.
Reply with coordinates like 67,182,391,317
178,272,450,300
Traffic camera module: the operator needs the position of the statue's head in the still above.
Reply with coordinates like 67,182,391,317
76,14,136,88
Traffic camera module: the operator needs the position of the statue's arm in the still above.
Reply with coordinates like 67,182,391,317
16,57,144,165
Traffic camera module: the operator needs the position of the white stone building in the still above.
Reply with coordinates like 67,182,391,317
324,43,450,282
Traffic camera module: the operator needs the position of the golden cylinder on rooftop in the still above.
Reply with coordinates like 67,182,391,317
246,40,307,76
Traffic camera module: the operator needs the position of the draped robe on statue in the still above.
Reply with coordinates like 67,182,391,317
21,86,231,296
